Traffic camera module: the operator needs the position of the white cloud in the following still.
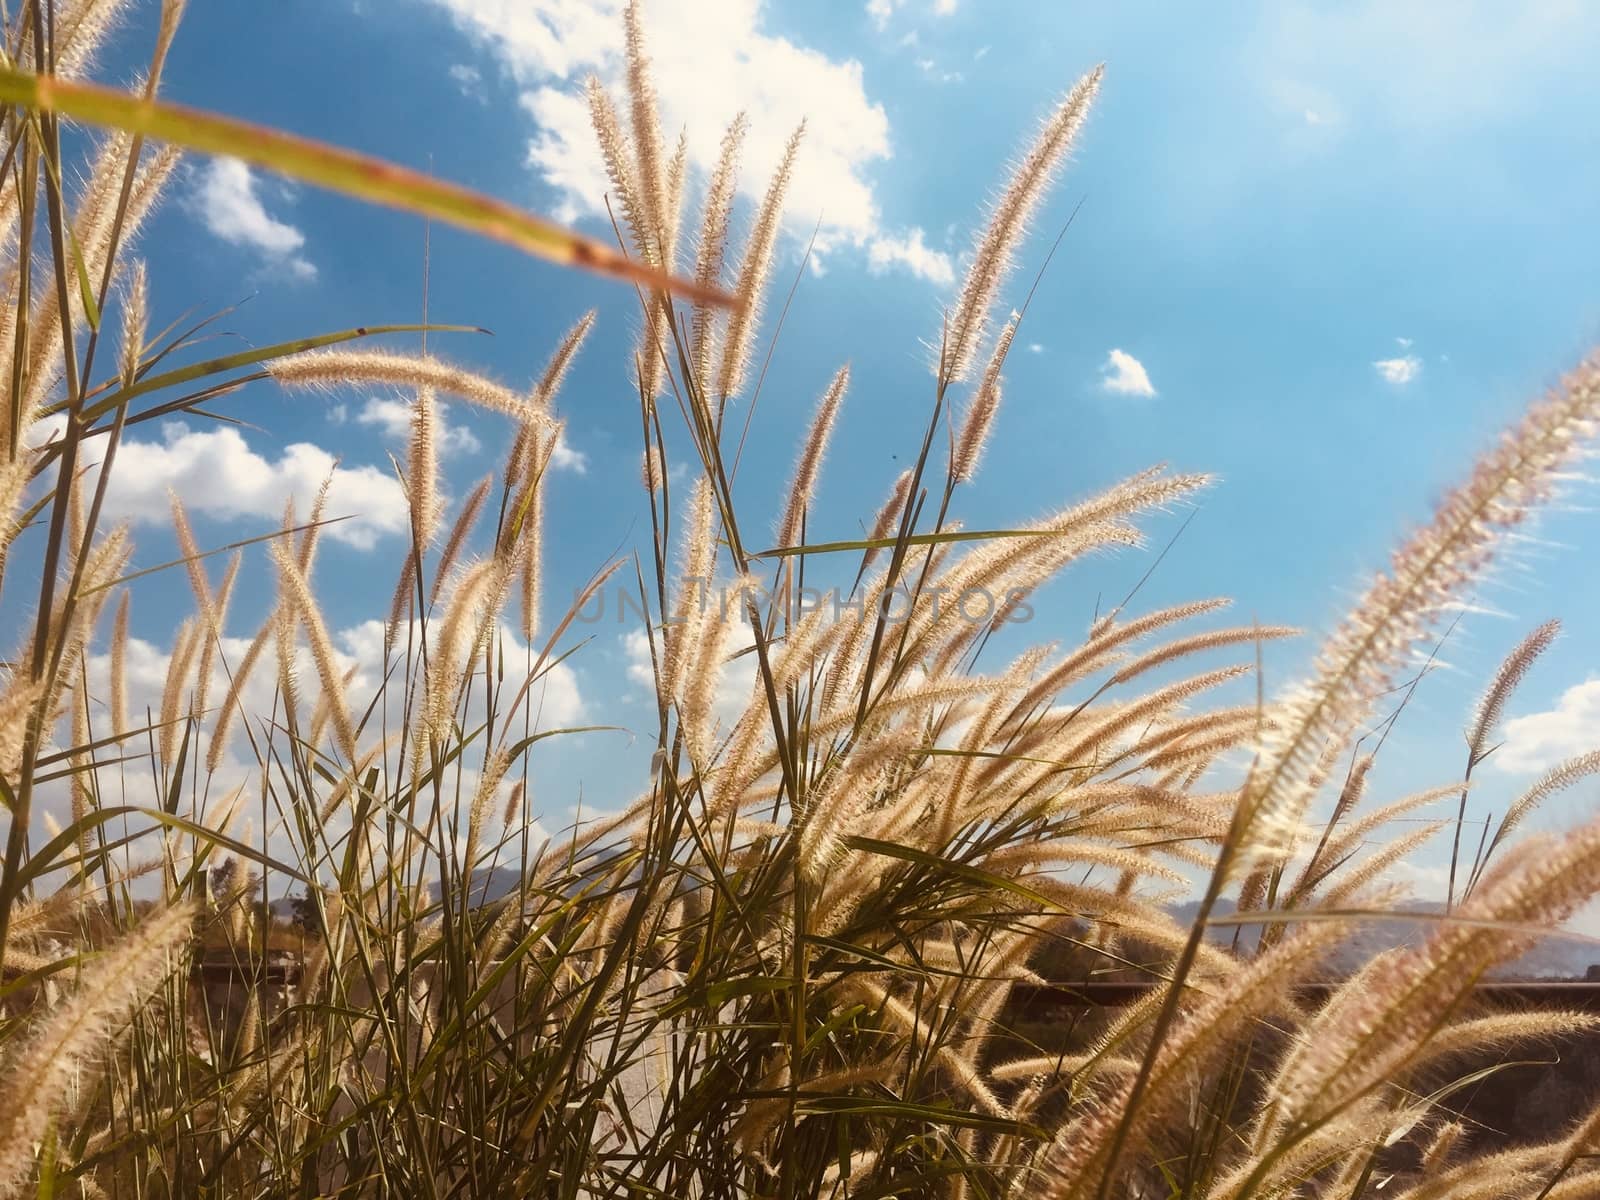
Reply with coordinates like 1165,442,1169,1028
355,396,484,456
1027,342,1044,354
1100,348,1156,397
190,158,317,281
869,0,951,29
23,410,67,450
865,226,954,285
449,62,485,100
342,619,585,728
96,422,409,549
1373,355,1422,385
351,395,589,473
431,0,892,261
1395,335,1414,348
1498,679,1600,774
1387,857,1449,901
621,625,753,730
622,628,657,691
1263,80,1346,149
974,45,990,60
549,434,589,474
913,57,962,83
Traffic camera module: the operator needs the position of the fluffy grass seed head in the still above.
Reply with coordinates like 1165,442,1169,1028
118,258,147,386
691,112,748,385
1467,617,1560,768
0,901,195,1200
776,364,849,549
953,314,1015,483
269,539,357,763
270,350,543,425
716,122,804,409
943,66,1102,384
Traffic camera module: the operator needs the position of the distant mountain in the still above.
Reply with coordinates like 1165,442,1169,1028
459,867,525,906
267,896,299,921
419,867,529,907
268,867,526,922
1171,899,1600,981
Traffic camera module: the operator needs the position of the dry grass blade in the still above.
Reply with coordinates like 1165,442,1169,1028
943,66,1102,383
1468,618,1561,768
0,66,734,306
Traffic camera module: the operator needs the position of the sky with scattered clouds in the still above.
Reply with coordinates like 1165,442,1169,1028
54,0,1600,906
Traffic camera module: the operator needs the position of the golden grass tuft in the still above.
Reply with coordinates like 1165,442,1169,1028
4,7,1600,1199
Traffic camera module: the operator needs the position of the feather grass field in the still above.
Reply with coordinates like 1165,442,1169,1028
4,1,1600,1197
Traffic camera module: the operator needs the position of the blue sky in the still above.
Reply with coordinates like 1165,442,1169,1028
70,0,1600,900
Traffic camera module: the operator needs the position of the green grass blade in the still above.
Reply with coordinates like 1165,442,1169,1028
751,527,1080,560
61,322,480,423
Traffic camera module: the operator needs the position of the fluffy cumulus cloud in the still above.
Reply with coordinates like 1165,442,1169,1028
549,433,589,474
427,0,936,276
350,396,484,456
190,158,317,280
1373,355,1421,385
1498,679,1600,774
623,627,655,689
1100,348,1156,397
97,398,587,555
865,226,953,284
96,422,409,549
338,395,587,473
